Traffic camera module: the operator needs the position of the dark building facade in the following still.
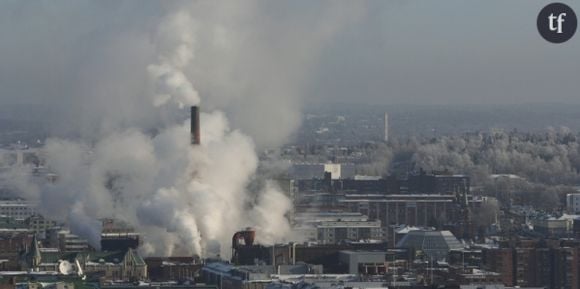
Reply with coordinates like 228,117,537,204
232,242,388,273
402,170,470,195
293,171,468,196
482,240,580,289
145,257,202,282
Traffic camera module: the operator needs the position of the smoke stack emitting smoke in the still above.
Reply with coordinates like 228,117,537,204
2,9,293,258
191,106,200,145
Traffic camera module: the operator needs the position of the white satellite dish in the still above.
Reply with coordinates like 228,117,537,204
58,260,74,275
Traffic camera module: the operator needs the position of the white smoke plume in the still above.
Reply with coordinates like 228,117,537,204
3,8,292,257
147,11,199,108
0,2,366,256
29,113,287,256
17,104,294,257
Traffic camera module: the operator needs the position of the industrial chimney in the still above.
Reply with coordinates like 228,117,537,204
191,106,200,145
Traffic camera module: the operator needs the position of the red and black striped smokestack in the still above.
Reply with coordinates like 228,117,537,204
190,106,200,145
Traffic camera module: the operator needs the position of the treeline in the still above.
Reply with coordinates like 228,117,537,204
389,127,580,186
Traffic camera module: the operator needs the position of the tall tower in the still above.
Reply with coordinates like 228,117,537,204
384,112,389,142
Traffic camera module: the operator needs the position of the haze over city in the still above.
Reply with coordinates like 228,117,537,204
0,2,580,289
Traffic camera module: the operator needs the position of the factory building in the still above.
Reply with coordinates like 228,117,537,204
402,170,470,195
292,170,469,197
340,194,485,239
290,168,479,241
231,231,387,273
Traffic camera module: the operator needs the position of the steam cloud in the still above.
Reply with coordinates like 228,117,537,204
29,111,292,256
147,11,199,108
0,2,365,256
2,7,296,257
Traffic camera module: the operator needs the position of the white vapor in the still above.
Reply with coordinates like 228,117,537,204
0,1,365,257
148,11,199,108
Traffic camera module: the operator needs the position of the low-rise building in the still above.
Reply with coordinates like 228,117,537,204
338,251,386,275
47,229,91,252
202,263,275,289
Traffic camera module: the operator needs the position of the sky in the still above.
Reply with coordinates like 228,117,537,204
308,1,580,105
0,1,579,146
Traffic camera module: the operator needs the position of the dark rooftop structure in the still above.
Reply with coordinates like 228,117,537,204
396,230,463,261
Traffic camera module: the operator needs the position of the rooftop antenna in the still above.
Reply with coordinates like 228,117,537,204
75,258,86,280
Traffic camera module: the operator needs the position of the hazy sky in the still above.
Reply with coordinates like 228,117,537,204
308,1,580,105
0,1,578,145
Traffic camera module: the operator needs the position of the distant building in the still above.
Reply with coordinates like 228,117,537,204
202,263,322,289
460,285,543,289
455,269,503,285
232,242,387,273
0,233,33,270
101,284,217,289
19,235,147,281
295,176,400,195
24,214,56,239
100,218,140,251
338,250,387,275
47,229,91,252
145,257,201,282
403,170,470,195
0,200,37,221
482,240,580,289
0,148,43,168
290,163,355,180
293,170,469,197
9,279,76,289
292,212,383,244
482,248,516,286
316,219,382,244
395,230,463,261
341,194,485,240
267,274,388,289
533,218,572,237
566,193,580,214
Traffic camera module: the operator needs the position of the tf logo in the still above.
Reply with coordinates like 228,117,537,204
537,2,577,43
